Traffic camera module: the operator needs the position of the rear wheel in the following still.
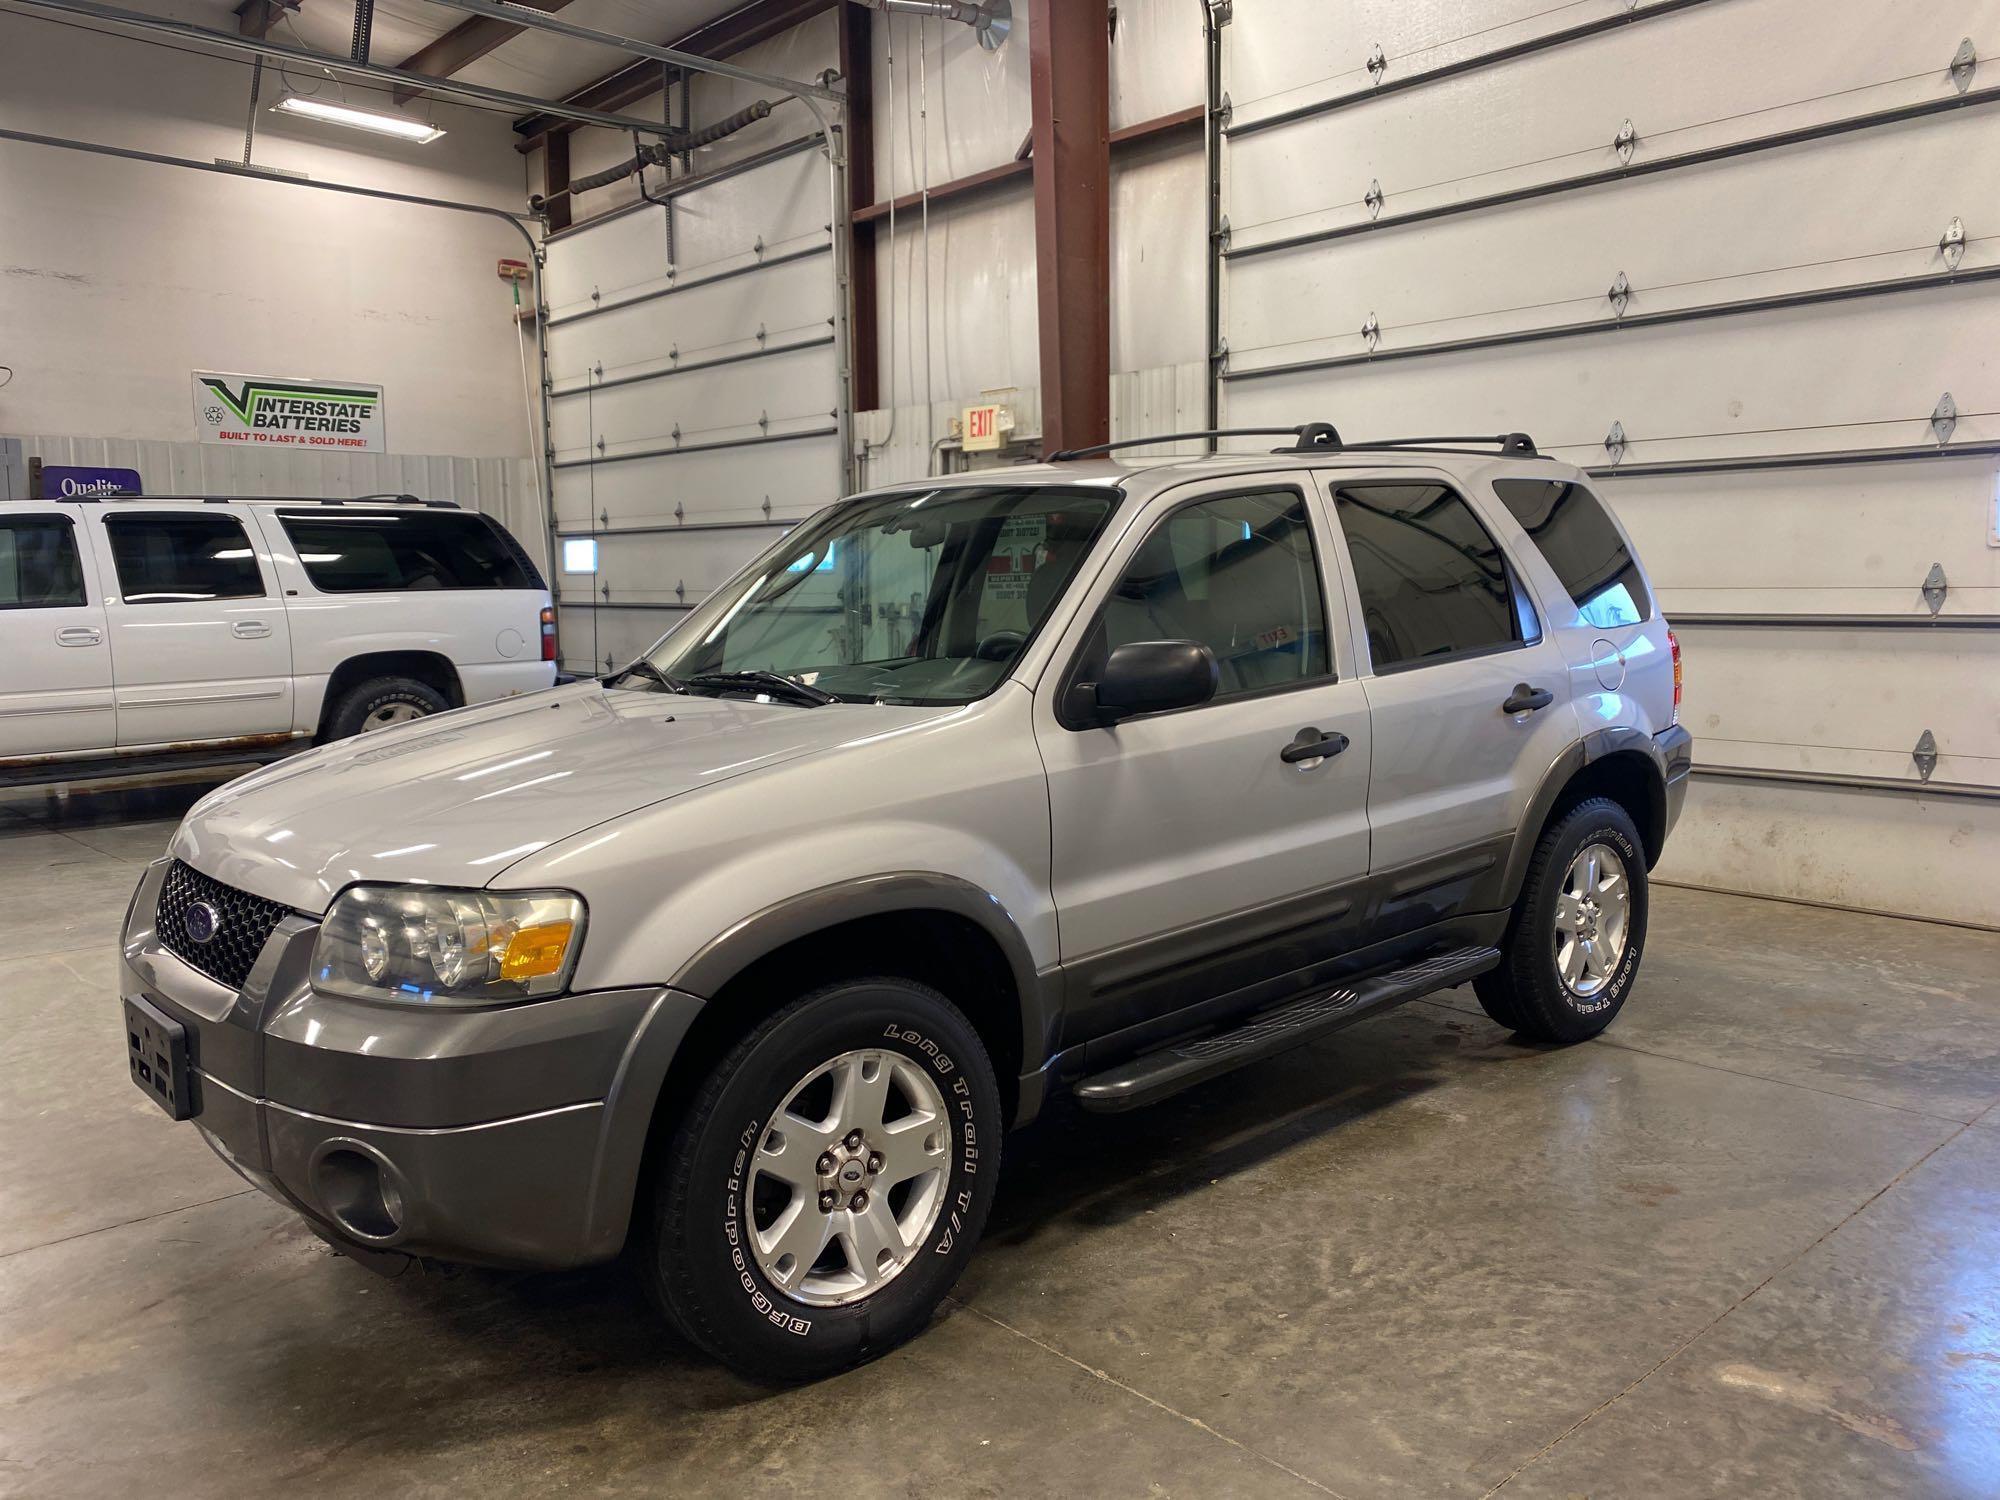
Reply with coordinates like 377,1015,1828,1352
325,676,449,740
1476,797,1648,1043
644,978,1001,1382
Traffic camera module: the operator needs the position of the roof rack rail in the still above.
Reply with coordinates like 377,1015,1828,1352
1047,427,1309,461
1047,425,1542,462
1321,433,1542,458
41,491,459,508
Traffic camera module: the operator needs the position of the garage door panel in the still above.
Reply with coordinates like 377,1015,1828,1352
545,252,835,388
1225,285,2000,463
556,526,782,604
1604,460,2000,607
1228,0,1642,124
1226,0,1998,242
669,150,829,268
554,607,678,675
544,206,670,312
551,436,840,527
1223,111,2000,369
1674,626,1998,776
549,345,838,453
1656,778,1997,928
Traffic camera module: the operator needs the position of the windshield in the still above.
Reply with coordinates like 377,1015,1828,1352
642,484,1119,705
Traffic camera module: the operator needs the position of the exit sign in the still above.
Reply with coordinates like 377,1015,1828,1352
962,403,1003,452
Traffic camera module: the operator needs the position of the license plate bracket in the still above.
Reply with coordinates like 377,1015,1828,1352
124,995,193,1120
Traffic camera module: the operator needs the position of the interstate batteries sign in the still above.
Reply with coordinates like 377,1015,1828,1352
192,371,385,452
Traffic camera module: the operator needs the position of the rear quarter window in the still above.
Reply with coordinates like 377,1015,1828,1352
277,511,540,593
1491,478,1652,629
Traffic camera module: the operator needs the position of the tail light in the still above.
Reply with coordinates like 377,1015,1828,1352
1667,626,1682,724
540,605,558,663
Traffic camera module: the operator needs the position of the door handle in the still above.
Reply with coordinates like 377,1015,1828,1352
231,620,272,640
1280,727,1350,765
1503,683,1555,714
56,626,103,647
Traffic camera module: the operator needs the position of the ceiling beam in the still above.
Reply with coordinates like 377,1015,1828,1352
391,0,574,105
234,0,287,39
512,0,838,148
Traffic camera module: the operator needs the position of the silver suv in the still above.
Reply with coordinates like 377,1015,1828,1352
118,427,1692,1381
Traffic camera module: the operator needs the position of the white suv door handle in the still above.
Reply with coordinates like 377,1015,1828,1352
232,620,273,640
56,625,103,647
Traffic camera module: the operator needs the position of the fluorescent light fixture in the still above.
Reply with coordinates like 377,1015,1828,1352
273,96,445,144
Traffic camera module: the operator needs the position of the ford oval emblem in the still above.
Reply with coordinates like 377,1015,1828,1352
183,901,222,946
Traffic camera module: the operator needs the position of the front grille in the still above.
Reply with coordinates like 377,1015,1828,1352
156,859,289,990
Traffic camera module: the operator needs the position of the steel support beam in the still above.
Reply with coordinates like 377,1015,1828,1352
1027,0,1110,458
841,1,880,411
392,0,574,105
4,0,686,137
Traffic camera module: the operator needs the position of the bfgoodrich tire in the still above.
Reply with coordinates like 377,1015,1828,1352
1475,796,1649,1044
325,676,449,740
644,979,1002,1383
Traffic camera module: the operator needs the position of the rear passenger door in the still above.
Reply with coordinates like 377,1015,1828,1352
0,509,116,756
1036,477,1374,1044
1321,475,1579,925
93,508,294,747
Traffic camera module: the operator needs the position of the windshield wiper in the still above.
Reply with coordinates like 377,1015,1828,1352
684,670,837,707
607,659,687,693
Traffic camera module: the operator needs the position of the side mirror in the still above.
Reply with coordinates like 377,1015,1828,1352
1073,640,1219,725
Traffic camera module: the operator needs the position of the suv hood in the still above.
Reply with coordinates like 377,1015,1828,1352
171,684,955,912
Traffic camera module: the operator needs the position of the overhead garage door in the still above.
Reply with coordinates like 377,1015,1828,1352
1216,0,1999,927
544,132,846,678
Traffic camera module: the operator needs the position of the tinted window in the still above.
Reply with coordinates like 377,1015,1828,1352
104,513,264,604
278,511,536,592
1333,483,1521,670
0,518,86,609
1083,489,1329,702
1492,478,1651,628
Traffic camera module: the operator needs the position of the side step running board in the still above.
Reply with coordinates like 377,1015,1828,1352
1072,945,1501,1113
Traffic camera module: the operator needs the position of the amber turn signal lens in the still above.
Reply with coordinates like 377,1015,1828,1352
500,920,576,982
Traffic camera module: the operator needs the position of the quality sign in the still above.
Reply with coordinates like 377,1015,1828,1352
192,371,385,452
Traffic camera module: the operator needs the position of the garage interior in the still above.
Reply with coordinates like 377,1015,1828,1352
2,0,1997,1494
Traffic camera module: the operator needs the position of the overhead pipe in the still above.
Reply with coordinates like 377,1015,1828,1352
846,0,1010,51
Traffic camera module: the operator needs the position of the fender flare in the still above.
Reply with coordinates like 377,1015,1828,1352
670,871,1054,1076
1498,729,1670,909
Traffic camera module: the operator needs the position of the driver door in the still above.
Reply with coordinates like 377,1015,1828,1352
1033,475,1373,1047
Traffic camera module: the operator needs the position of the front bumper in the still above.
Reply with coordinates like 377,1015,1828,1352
120,858,702,1269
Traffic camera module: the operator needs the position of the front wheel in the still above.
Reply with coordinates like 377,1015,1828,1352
644,978,1002,1382
1475,796,1649,1043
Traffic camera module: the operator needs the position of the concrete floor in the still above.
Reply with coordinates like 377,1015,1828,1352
2,779,1996,1499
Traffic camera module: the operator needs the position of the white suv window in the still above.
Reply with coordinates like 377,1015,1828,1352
103,512,264,605
1333,482,1528,672
276,511,539,593
0,516,86,608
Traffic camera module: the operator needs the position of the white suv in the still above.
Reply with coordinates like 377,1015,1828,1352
1,494,555,784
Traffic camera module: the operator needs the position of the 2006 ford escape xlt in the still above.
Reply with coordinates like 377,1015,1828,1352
119,425,1692,1381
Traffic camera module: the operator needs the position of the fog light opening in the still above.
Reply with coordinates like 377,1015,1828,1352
314,1148,404,1241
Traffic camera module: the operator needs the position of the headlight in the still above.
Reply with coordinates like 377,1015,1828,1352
313,885,586,1005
